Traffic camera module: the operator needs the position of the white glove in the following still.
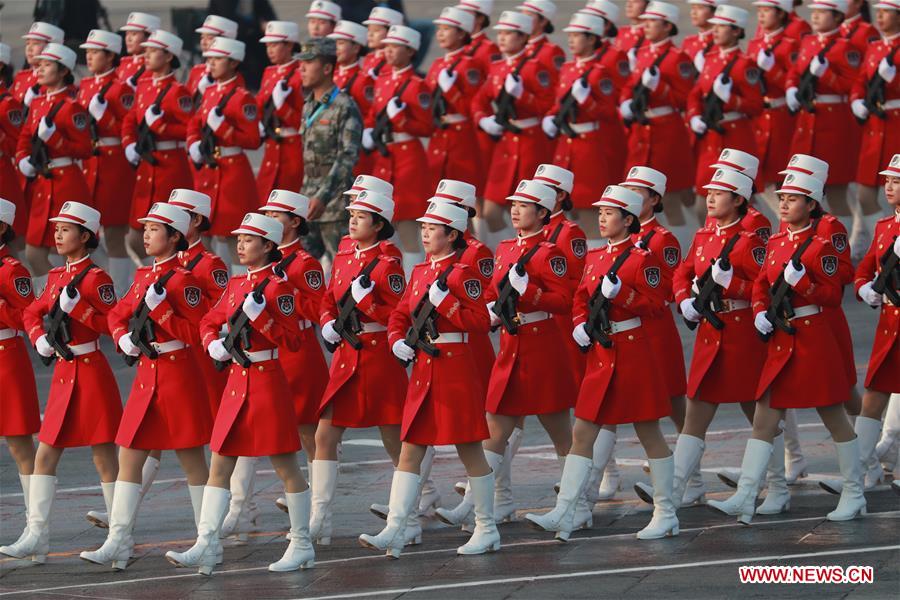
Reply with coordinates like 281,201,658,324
504,73,524,99
858,281,883,307
783,261,806,287
189,140,203,164
572,323,591,348
601,274,621,299
641,67,660,92
197,73,213,95
711,259,733,289
206,107,225,132
144,105,164,127
386,97,406,120
126,73,140,90
508,267,528,295
809,55,828,78
37,117,56,142
571,77,590,104
124,142,140,165
207,337,231,362
322,319,341,344
23,85,37,107
894,234,900,257
258,120,266,137
242,292,266,321
878,57,897,83
35,334,54,357
438,68,458,93
690,115,707,135
367,67,379,80
351,276,374,303
713,73,732,103
59,288,80,314
362,128,375,150
118,334,140,357
88,94,108,121
428,281,450,307
619,99,634,121
627,47,638,72
392,339,415,362
786,87,800,112
691,276,700,295
542,115,559,138
754,310,774,335
272,80,291,109
757,48,775,72
693,50,705,74
478,115,504,137
18,157,36,178
144,284,166,310
851,98,869,120
486,301,500,327
680,297,701,323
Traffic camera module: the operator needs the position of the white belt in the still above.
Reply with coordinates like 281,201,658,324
359,322,387,333
241,349,279,363
516,311,551,325
440,113,467,124
815,94,847,105
298,319,313,330
720,299,750,312
0,328,20,340
217,146,243,157
96,136,121,147
68,340,100,356
276,127,299,137
389,132,415,143
568,121,600,133
882,99,900,110
154,140,184,151
720,111,746,123
790,304,822,319
151,340,186,354
644,106,675,118
509,117,539,129
766,97,786,108
607,317,641,335
430,332,468,344
47,157,74,169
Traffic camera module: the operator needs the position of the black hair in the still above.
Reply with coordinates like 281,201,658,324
170,55,181,70
461,32,473,46
319,54,338,69
442,225,468,250
606,22,618,38
0,63,12,87
736,194,749,216
265,242,283,265
808,197,824,219
539,206,551,225
78,225,100,249
373,213,395,240
286,212,310,236
861,0,871,22
477,15,491,31
465,205,476,219
620,209,641,234
543,20,555,35
560,193,573,213
104,49,121,68
589,33,604,51
0,225,14,245
62,66,75,86
733,26,746,41
195,214,212,232
163,224,189,252
650,191,664,214
831,10,845,25
774,7,791,27
670,23,680,37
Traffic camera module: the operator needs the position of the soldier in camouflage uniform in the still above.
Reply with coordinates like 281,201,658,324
297,37,363,264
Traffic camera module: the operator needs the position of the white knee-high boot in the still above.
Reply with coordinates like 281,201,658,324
358,470,419,559
493,428,523,523
707,439,772,524
820,416,885,494
165,486,230,575
756,433,791,515
524,454,592,542
79,481,141,570
597,433,621,500
636,456,679,539
417,446,441,516
85,481,115,529
634,434,705,510
457,471,501,555
87,455,158,530
308,460,339,545
269,490,315,571
573,428,617,528
876,394,900,472
0,474,56,563
7,474,31,549
221,456,258,541
826,438,867,521
783,410,808,484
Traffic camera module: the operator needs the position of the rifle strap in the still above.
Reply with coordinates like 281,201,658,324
606,245,633,277
216,86,239,113
184,252,204,271
152,82,173,110
546,222,565,245
781,235,815,274
719,232,742,261
639,228,656,248
373,58,387,77
63,261,97,295
275,251,298,275
342,69,360,95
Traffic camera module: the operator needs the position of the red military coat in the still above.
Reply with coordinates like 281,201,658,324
256,60,304,199
76,70,136,226
188,77,261,235
572,239,670,424
752,225,847,407
527,35,566,74
851,35,900,187
335,61,376,177
550,54,626,208
614,24,645,55
704,206,773,244
472,51,555,204
464,31,502,180
116,54,150,87
15,87,92,247
687,46,765,191
121,72,194,229
683,29,715,67
854,213,899,392
486,232,578,416
674,222,767,402
369,65,434,221
0,87,26,233
23,257,122,447
425,49,485,193
387,256,491,445
362,50,391,79
10,68,39,103
0,247,40,435
337,236,401,258
620,39,696,194
198,264,302,456
107,256,213,449
319,243,407,427
785,13,812,41
786,31,862,185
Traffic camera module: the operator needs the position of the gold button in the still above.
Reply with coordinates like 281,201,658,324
59,378,64,383
371,339,377,346
447,351,453,357
84,357,90,364
241,369,247,376
598,362,603,367
0,345,4,351
231,390,236,395
804,320,810,325
627,335,634,341
259,365,264,371
140,383,144,389
426,358,431,364
776,345,781,351
170,355,176,361
735,316,740,322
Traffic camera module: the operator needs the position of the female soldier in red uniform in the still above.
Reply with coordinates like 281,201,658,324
15,45,91,290
116,13,159,87
166,213,312,575
525,185,675,542
2,203,120,563
843,0,881,51
615,0,649,58
313,190,407,546
683,0,721,73
518,1,566,73
708,172,866,524
330,20,376,177
12,22,63,104
360,201,499,559
362,7,405,78
80,203,212,571
0,200,40,551
0,46,26,242
186,16,239,102
457,0,502,70
786,1,814,39
257,22,304,200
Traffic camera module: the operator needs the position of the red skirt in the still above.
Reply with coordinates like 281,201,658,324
555,312,586,382
823,305,856,387
470,331,495,394
372,140,430,222
115,349,213,450
553,124,626,209
789,106,858,185
130,149,193,229
484,127,554,205
256,136,303,200
0,159,27,234
0,337,41,436
625,114,695,194
754,106,795,188
195,154,260,236
191,344,227,417
27,166,92,247
643,306,687,397
82,146,135,227
427,123,485,194
856,112,900,187
39,349,122,447
575,326,670,425
279,327,329,426
211,359,301,456
319,331,405,428
865,304,899,393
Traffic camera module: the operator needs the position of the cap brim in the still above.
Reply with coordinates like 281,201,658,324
260,35,297,43
775,185,820,200
878,168,900,176
381,36,418,49
492,24,525,31
703,182,742,193
141,39,172,51
79,42,116,51
49,215,98,232
873,2,900,9
362,18,392,26
230,226,279,242
137,215,187,233
708,17,744,26
433,17,472,31
306,11,338,21
22,33,54,41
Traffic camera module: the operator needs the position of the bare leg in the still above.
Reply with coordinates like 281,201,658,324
633,420,671,459
681,397,719,440
378,425,402,466
483,413,520,456
750,393,785,442
5,435,36,475
569,418,601,458
669,395,686,432
269,453,307,493
845,387,862,416
175,447,209,487
860,389,890,420
91,443,119,483
207,453,239,489
313,414,345,462
396,442,429,474
298,424,317,466
456,442,490,477
817,404,856,443
396,221,421,253
536,411,573,457
117,447,151,484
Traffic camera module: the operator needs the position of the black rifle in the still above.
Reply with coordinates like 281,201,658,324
261,75,290,141
871,236,900,307
196,86,238,169
552,64,596,138
759,39,784,100
686,233,741,331
627,47,671,126
581,246,633,351
793,37,839,114
760,236,815,341
369,78,413,157
122,269,178,366
325,256,382,353
492,223,564,334
432,56,464,129
698,53,740,138
89,80,114,156
491,51,533,139
127,65,146,90
213,278,271,371
860,48,899,122
40,262,96,366
370,58,387,78
29,99,66,179
21,83,41,122
134,82,172,166
398,256,459,367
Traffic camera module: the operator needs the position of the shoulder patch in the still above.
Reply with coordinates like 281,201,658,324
388,273,405,294
549,255,567,277
14,276,32,297
598,78,614,96
617,60,631,77
417,91,431,109
212,269,228,288
744,67,760,85
242,103,257,120
644,266,661,288
7,109,23,127
98,283,116,304
755,227,771,245
846,50,861,68
477,257,494,278
821,255,838,276
277,293,295,315
304,270,323,290
571,238,587,259
178,95,193,112
752,246,766,266
537,70,551,88
678,61,694,79
663,246,679,267
184,286,201,307
120,93,135,110
553,54,565,70
466,68,481,86
72,112,88,130
830,232,847,253
464,278,482,300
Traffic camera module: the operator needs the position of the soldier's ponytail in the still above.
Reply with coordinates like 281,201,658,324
0,225,15,246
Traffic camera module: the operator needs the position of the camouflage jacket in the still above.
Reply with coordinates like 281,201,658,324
300,84,363,222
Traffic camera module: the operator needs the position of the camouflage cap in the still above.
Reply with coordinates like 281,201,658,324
296,37,337,60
